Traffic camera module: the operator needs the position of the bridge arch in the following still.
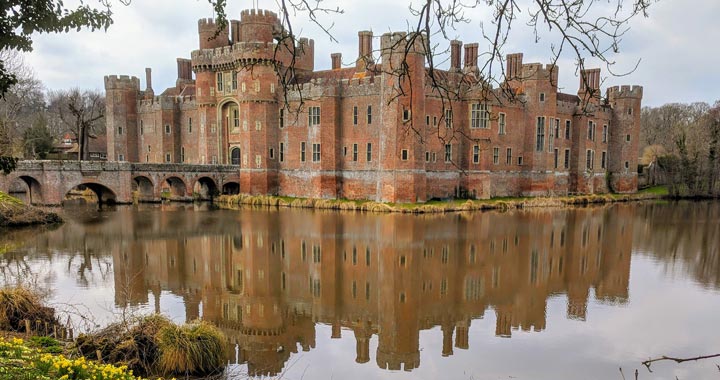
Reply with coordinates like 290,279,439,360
193,176,220,200
223,181,240,195
7,175,44,205
132,175,155,202
64,182,118,205
161,176,188,200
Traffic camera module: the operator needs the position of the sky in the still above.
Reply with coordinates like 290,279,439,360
22,0,720,107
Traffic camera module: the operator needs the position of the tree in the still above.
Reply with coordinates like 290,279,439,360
23,116,54,159
47,89,105,161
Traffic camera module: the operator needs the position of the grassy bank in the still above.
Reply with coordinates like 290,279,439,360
0,191,62,227
0,285,227,379
215,186,671,214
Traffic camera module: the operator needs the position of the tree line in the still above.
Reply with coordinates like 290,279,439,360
0,50,105,165
640,101,720,197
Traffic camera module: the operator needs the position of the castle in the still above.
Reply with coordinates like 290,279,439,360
105,9,642,203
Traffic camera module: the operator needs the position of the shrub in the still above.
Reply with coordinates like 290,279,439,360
156,320,226,376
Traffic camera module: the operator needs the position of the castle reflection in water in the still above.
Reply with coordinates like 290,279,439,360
105,205,633,377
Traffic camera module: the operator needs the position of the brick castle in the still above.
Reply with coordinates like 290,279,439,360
105,9,642,203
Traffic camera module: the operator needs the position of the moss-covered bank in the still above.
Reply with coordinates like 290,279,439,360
0,191,62,228
215,186,669,214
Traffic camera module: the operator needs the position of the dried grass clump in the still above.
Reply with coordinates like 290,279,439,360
0,287,58,332
0,192,62,227
156,320,226,376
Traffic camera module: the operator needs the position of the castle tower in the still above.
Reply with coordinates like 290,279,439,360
104,75,140,162
607,85,643,192
378,32,428,203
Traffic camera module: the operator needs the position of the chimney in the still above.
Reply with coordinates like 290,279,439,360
464,43,478,68
177,59,193,81
145,67,152,90
357,31,373,69
331,53,342,70
579,68,601,94
230,20,241,44
506,53,523,80
450,40,462,70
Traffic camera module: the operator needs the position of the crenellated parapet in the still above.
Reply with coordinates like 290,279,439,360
104,75,140,90
606,85,643,101
519,63,559,86
191,39,314,73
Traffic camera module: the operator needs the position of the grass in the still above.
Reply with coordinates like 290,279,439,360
156,320,225,376
0,287,58,333
0,191,62,227
638,185,669,195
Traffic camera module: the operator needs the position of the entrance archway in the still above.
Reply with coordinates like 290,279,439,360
223,181,240,195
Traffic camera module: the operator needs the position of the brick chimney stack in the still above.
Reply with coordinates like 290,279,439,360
331,53,342,70
145,67,152,90
450,40,462,71
464,43,478,68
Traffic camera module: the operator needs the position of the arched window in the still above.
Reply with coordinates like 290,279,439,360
231,147,241,165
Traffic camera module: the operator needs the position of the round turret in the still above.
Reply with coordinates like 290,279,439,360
239,9,281,43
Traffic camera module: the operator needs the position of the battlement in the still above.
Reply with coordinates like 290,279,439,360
376,350,420,371
191,37,314,71
104,75,140,90
380,32,426,54
520,63,558,82
240,9,279,24
198,18,219,29
607,85,643,100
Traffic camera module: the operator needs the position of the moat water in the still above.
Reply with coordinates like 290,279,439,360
1,201,720,379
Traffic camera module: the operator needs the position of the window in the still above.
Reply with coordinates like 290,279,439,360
401,149,408,161
279,142,284,162
554,148,559,168
343,146,347,156
493,147,499,164
181,147,185,163
353,106,358,125
308,106,320,126
565,120,571,139
536,117,545,151
352,143,358,161
626,134,631,142
601,151,607,169
587,121,595,140
216,72,223,91
231,147,240,165
433,116,437,126
586,149,594,170
445,109,453,128
539,93,546,102
118,154,124,161
628,107,633,116
279,109,284,129
602,125,608,143
625,161,629,169
564,149,570,169
426,115,430,125
269,148,275,160
165,153,171,163
312,143,321,162
140,120,144,135
212,155,217,164
425,151,430,162
301,142,306,162
444,144,452,162
402,107,410,121
232,73,237,90
367,143,372,162
255,121,261,131
254,80,260,93
498,112,506,134
518,156,524,165
270,83,275,93
471,103,489,129
147,145,151,152
241,82,246,92
188,118,192,133
367,106,372,124
473,145,480,164
549,120,555,151
165,124,171,134
506,148,512,164
233,109,240,129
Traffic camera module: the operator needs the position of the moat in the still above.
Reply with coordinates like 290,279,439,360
1,201,719,379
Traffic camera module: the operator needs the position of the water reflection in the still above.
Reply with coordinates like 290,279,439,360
110,205,634,376
3,202,720,379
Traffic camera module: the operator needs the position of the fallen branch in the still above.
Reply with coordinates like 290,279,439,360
642,353,720,372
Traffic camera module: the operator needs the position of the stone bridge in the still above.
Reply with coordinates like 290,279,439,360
0,160,240,205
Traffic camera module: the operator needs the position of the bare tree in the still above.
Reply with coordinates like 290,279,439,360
47,89,105,161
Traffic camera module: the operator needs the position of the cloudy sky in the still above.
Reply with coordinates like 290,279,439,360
23,0,720,107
